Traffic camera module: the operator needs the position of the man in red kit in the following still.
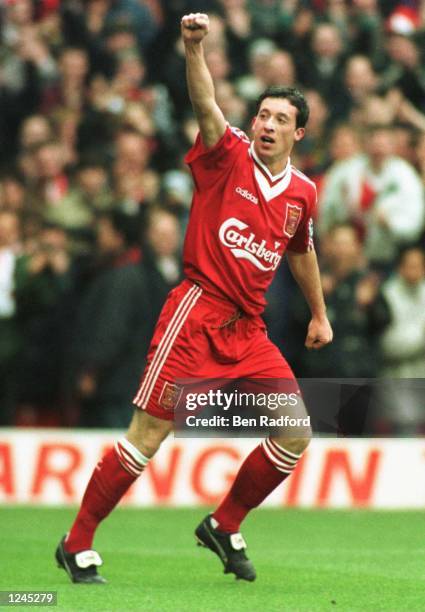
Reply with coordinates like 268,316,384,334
55,13,333,584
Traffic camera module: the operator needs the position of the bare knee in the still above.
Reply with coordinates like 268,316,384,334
270,396,312,455
126,409,173,457
271,429,312,456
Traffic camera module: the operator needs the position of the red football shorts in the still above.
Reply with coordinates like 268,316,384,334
132,279,296,420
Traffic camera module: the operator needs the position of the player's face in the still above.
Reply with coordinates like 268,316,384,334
252,98,305,169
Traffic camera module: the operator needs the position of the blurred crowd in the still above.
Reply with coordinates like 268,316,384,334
0,0,425,432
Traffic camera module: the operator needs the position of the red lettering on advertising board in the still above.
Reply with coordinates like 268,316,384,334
0,443,14,496
317,449,381,506
192,446,241,505
147,447,181,502
31,444,82,499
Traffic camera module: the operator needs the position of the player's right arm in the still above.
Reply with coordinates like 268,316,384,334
181,13,226,149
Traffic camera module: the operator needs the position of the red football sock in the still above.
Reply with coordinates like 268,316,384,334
65,439,149,553
213,439,301,533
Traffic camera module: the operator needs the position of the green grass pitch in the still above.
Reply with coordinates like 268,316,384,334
0,507,423,611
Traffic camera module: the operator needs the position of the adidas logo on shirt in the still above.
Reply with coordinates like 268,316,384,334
235,187,258,205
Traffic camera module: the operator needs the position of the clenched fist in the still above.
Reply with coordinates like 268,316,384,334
181,13,209,43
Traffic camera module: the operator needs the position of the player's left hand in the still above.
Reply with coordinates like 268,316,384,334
305,316,333,350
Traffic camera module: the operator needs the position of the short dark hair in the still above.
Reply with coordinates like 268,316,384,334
396,244,425,267
255,86,309,129
100,210,140,246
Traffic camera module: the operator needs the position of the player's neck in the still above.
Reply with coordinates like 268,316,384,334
251,144,290,179
264,157,290,177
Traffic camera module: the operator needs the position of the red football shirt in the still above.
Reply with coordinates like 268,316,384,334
183,125,317,316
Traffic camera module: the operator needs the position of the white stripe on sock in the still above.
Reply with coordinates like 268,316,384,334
261,440,293,473
267,439,300,464
115,438,150,476
268,438,301,460
119,437,149,466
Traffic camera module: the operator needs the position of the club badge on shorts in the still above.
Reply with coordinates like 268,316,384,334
159,382,183,411
283,203,302,237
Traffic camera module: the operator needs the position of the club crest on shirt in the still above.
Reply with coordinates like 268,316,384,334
159,382,183,411
283,203,302,237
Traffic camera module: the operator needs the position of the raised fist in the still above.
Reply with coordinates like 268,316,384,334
181,13,209,43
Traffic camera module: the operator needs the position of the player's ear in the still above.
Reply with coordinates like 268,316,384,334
294,127,305,142
251,116,257,130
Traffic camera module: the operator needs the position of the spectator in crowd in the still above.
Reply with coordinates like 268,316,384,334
161,33,194,119
27,139,69,211
17,116,54,182
295,89,330,182
327,124,362,163
274,4,315,59
0,50,40,166
102,0,159,54
68,210,150,428
335,54,379,122
0,210,22,424
112,126,153,213
264,50,297,89
391,123,417,165
113,126,151,177
381,28,425,112
44,158,113,248
14,223,74,424
19,114,53,150
220,0,253,78
61,0,159,59
76,73,125,158
290,223,389,378
50,107,82,166
247,0,294,38
298,22,346,104
349,0,385,63
103,22,140,57
110,49,176,150
323,0,350,36
141,207,183,322
161,170,193,223
319,124,425,271
235,38,277,102
0,173,28,213
215,80,248,130
60,1,115,78
205,46,231,82
375,247,425,434
40,46,89,114
121,101,155,138
379,247,425,378
282,222,390,435
350,87,425,133
1,0,57,94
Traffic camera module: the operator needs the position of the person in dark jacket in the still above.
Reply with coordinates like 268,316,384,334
141,207,183,324
289,223,390,435
14,223,74,423
70,210,152,427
